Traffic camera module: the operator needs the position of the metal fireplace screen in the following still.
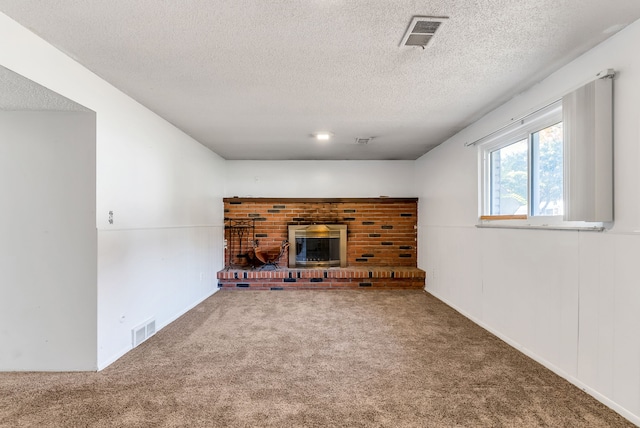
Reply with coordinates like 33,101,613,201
288,224,347,268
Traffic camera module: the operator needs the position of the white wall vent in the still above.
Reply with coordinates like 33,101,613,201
132,318,156,348
400,16,448,49
355,137,373,145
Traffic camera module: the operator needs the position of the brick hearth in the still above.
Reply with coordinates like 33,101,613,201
217,266,425,290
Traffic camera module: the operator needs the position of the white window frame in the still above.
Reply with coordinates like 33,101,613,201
477,101,604,231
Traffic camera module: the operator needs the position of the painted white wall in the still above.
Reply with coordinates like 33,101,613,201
225,160,416,197
0,111,97,371
416,20,640,424
0,13,226,370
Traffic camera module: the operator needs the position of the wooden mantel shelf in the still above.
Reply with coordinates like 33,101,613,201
223,197,418,204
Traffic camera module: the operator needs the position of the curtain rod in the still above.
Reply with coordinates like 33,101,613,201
464,68,616,148
463,99,559,147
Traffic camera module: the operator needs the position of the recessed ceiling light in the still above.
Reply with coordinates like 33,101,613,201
314,132,332,141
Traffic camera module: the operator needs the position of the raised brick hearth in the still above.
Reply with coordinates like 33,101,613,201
218,267,425,290
219,197,425,290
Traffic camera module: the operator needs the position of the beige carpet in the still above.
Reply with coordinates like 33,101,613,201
0,290,632,427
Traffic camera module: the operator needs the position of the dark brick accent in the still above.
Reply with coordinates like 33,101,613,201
217,283,223,288
243,272,248,279
224,198,418,269
270,287,284,290
324,271,328,278
361,254,374,258
400,213,413,217
236,283,250,288
399,254,412,258
391,271,395,278
356,258,368,262
297,271,301,279
359,282,372,287
288,272,293,278
310,278,323,283
224,209,230,213
248,213,261,217
284,278,297,283
234,272,238,279
368,271,373,278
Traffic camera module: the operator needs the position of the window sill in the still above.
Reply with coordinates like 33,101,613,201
476,219,605,232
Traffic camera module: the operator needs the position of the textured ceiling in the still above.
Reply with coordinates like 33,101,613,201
0,65,90,111
1,1,639,160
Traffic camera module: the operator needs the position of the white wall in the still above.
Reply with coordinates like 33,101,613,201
225,160,416,197
0,12,226,370
416,21,640,424
0,111,97,371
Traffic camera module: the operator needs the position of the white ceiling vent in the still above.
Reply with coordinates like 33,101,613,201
355,137,373,145
400,16,448,49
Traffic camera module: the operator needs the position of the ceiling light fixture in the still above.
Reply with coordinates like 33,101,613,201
400,16,448,49
314,132,332,141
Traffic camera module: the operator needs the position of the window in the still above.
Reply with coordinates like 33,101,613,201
476,75,613,230
488,138,529,216
481,101,564,220
486,122,564,217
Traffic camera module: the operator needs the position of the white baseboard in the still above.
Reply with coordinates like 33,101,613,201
97,345,131,371
158,288,220,332
424,287,640,427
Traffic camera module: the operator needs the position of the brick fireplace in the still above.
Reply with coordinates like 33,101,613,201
218,197,425,289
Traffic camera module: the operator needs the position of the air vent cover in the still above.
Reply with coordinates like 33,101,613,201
355,137,373,145
132,318,156,348
400,16,448,48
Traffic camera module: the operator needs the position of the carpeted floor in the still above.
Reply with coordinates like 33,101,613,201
0,290,632,427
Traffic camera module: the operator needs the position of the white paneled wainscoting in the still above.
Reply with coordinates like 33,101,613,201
421,225,640,424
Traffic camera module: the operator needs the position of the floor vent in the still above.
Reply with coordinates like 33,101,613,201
132,319,156,348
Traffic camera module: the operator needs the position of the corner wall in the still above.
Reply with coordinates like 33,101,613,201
0,12,226,370
0,111,97,371
415,21,640,424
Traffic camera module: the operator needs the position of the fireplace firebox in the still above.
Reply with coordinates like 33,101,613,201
288,224,347,268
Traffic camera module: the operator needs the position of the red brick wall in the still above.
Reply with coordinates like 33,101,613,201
224,198,418,267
